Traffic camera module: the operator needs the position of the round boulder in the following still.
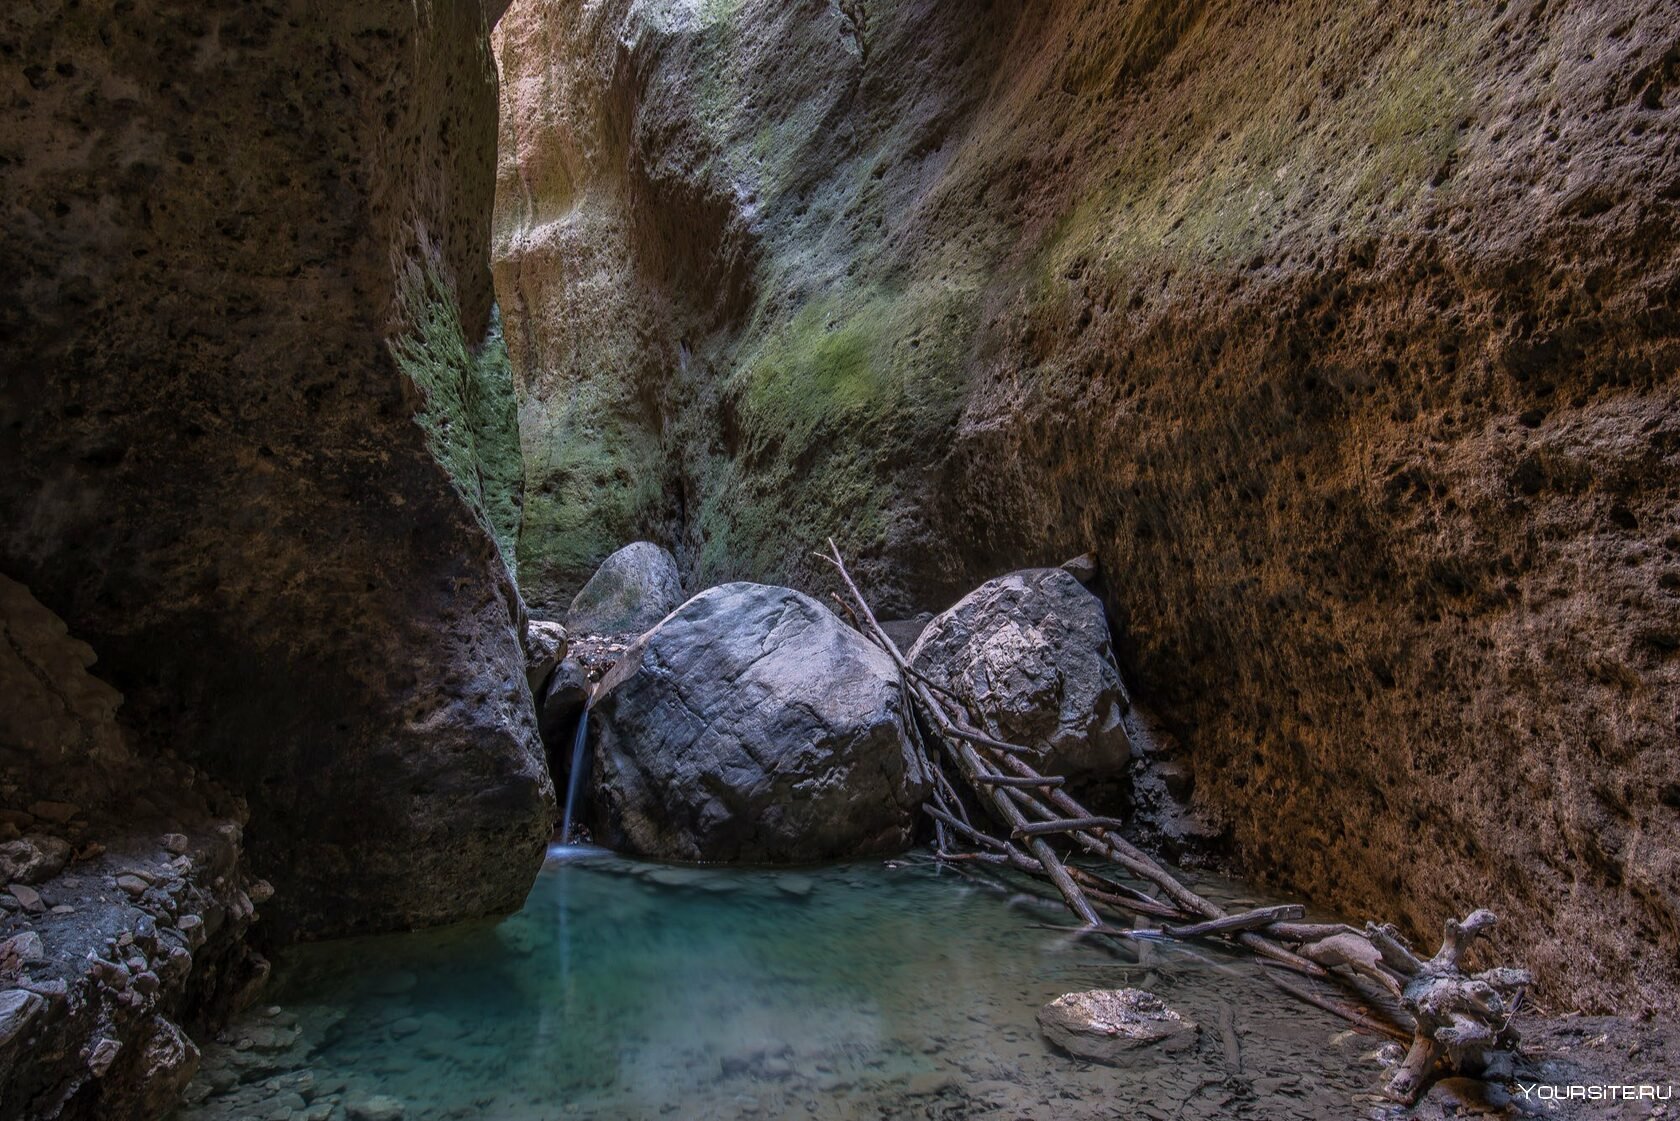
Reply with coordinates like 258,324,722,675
566,542,683,635
589,582,931,862
908,568,1130,776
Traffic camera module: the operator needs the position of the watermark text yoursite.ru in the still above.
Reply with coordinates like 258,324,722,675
1516,1083,1675,1102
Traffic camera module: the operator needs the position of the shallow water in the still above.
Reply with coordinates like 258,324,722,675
176,847,1397,1121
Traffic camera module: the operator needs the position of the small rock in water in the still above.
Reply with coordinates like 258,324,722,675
645,867,705,890
496,921,541,957
116,875,150,897
347,1093,407,1121
162,833,191,855
1037,989,1196,1063
242,1023,301,1052
774,875,814,898
904,1071,958,1097
388,1016,423,1038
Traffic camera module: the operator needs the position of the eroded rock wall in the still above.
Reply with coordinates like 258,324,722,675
496,0,1680,1011
1,0,554,941
0,576,266,1121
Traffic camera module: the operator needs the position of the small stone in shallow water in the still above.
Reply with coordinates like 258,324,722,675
116,875,150,897
904,1071,959,1097
1037,989,1196,1064
388,1016,423,1038
645,867,706,890
774,875,814,898
346,1093,407,1121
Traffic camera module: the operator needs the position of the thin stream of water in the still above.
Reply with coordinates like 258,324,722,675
560,708,589,842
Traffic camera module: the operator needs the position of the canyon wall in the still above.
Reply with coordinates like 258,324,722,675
495,0,1680,1012
1,0,553,942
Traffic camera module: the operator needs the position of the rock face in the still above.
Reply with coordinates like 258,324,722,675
909,569,1131,777
1,1,554,940
494,0,1680,1011
1037,990,1196,1063
0,578,267,1121
523,619,570,696
590,583,930,862
538,658,593,754
566,542,684,635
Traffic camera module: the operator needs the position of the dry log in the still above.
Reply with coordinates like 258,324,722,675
1164,905,1306,939
1038,904,1306,944
1012,816,1128,838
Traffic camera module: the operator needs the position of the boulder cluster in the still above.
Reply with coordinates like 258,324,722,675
532,543,1166,863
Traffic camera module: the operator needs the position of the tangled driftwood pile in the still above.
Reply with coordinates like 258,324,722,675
820,541,1529,1104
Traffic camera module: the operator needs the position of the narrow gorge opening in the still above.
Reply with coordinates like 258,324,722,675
2,2,1677,1120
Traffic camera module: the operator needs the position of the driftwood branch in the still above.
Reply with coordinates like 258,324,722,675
821,540,1531,1105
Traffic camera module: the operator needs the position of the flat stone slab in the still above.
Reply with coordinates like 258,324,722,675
1037,988,1196,1063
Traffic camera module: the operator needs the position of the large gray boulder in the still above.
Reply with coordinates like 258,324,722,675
566,542,683,635
909,568,1131,776
590,583,930,862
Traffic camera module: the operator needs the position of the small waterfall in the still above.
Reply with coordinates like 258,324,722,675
560,707,590,842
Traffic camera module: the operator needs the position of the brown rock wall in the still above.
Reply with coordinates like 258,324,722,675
496,0,1680,1010
1,0,554,940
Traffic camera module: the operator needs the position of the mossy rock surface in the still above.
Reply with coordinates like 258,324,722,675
494,0,1680,1015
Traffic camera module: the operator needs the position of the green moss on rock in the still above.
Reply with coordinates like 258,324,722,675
391,260,524,575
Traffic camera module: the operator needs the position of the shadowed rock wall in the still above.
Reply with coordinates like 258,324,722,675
1,0,554,940
495,0,1680,1011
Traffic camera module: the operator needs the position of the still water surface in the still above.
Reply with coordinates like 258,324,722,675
175,846,1393,1120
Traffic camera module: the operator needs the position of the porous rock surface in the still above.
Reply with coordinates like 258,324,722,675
523,618,570,696
495,0,1680,1010
566,541,684,635
0,576,267,1121
1,1,554,941
589,582,930,862
909,568,1132,777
